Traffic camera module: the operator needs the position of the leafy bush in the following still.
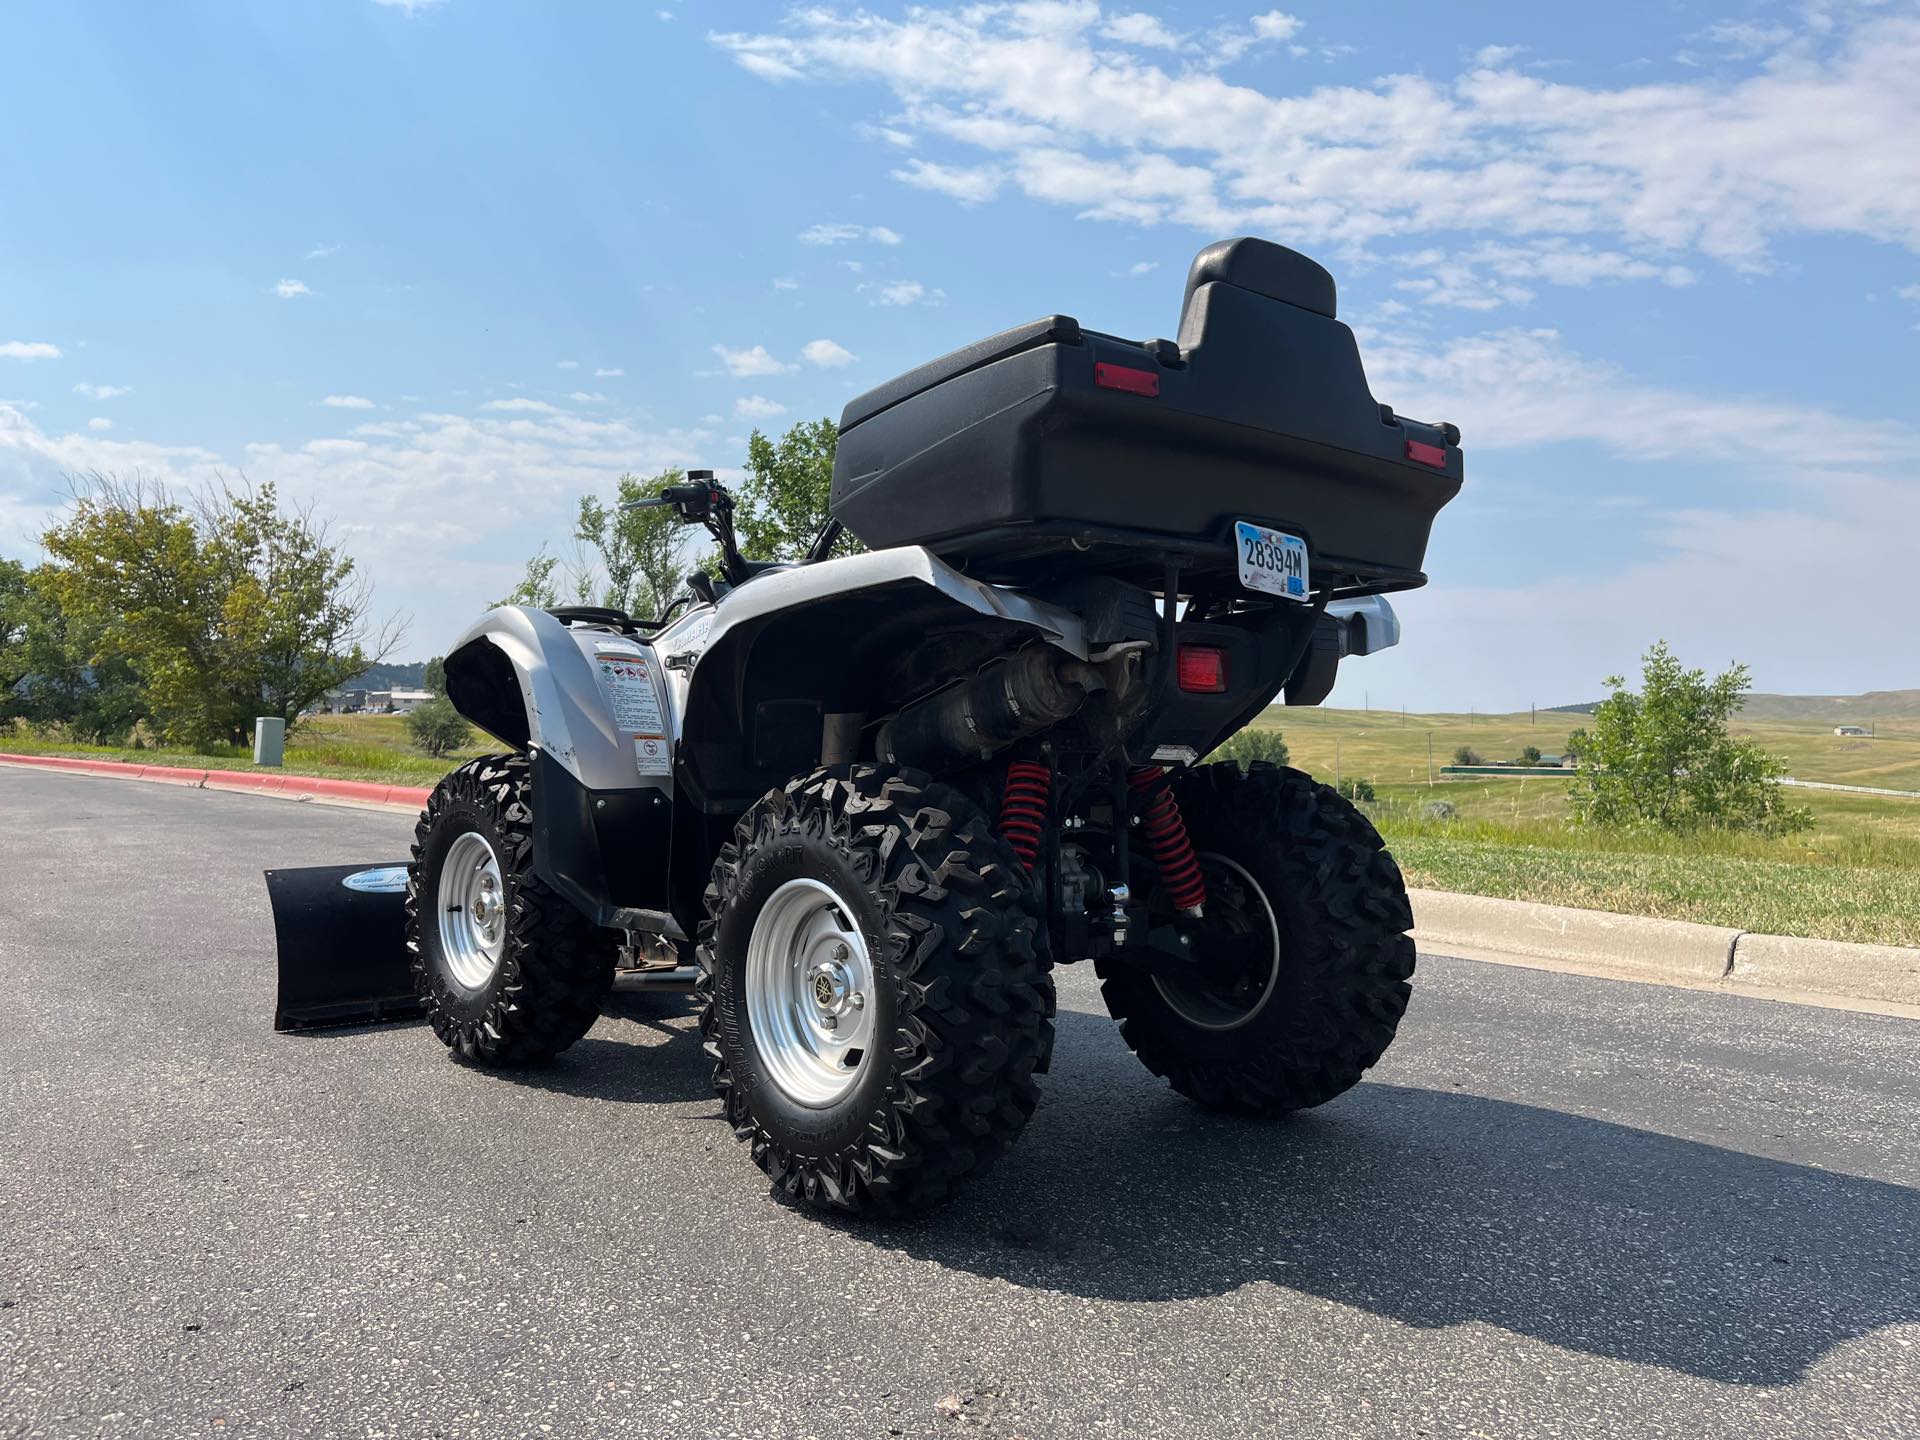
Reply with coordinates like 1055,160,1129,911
1452,745,1482,766
1518,745,1542,765
1338,776,1376,804
1215,726,1290,771
404,696,473,757
1567,641,1812,835
1420,800,1457,822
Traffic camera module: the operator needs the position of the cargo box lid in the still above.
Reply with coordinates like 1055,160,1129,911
840,315,1083,432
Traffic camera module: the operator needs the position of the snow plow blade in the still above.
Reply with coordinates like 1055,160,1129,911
266,863,424,1032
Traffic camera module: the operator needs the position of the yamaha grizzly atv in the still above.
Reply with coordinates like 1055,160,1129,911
337,238,1460,1217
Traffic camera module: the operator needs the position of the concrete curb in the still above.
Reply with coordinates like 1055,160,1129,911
0,751,432,811
1410,888,1920,1010
1409,889,1737,985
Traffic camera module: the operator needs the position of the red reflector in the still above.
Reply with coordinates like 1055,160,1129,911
1177,646,1228,694
1406,439,1447,468
1094,363,1159,397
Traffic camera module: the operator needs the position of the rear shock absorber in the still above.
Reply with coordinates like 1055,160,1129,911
1128,766,1207,916
999,760,1052,873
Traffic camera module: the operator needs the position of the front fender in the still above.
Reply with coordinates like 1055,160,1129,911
442,605,662,793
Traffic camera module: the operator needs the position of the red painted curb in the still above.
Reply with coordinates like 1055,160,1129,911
0,751,432,810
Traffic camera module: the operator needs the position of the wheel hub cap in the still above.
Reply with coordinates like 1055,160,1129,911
438,830,507,991
1152,852,1281,1032
745,879,876,1107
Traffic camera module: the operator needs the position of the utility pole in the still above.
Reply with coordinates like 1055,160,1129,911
1531,702,1536,727
1335,738,1342,791
1427,732,1435,786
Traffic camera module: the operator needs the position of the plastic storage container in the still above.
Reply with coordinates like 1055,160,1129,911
829,238,1462,596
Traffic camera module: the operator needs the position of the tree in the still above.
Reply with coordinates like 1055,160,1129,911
1567,641,1811,834
39,474,399,747
0,564,147,741
495,548,561,609
405,694,472,757
735,419,857,561
1518,744,1542,765
1452,745,1482,766
422,656,447,696
1215,726,1290,770
572,470,688,619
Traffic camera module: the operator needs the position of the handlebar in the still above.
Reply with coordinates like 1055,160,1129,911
621,480,713,512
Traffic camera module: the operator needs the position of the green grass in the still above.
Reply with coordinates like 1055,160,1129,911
1250,706,1920,947
0,713,489,786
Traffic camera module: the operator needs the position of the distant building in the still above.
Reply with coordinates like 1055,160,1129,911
1834,725,1871,737
386,688,436,713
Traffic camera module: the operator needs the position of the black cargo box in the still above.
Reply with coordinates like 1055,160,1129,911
830,238,1462,595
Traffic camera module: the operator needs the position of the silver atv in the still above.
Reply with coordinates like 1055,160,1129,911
292,237,1462,1218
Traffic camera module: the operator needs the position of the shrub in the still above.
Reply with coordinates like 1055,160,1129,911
1452,745,1482,766
1337,776,1376,804
1421,800,1457,822
1215,726,1290,771
405,696,472,757
1518,745,1542,765
1567,641,1812,835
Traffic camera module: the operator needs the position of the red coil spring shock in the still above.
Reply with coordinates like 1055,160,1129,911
1128,766,1208,914
999,760,1052,873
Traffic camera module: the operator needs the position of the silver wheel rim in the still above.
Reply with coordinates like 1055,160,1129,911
438,830,507,990
744,878,876,1108
1152,852,1282,1032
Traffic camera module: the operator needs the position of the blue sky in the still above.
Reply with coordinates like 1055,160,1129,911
3,0,1917,711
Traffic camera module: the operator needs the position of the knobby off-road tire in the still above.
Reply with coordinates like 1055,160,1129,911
1099,762,1415,1114
406,754,616,1065
698,765,1055,1218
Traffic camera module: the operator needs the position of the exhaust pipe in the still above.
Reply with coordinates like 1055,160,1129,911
875,646,1104,771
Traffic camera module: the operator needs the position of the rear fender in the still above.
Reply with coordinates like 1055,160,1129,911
663,546,1086,920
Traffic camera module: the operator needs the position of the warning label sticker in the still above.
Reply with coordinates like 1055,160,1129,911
594,651,671,776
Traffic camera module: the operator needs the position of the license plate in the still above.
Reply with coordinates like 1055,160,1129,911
1234,520,1309,601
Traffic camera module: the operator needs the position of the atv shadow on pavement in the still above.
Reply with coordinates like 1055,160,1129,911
482,992,713,1107
849,1008,1919,1388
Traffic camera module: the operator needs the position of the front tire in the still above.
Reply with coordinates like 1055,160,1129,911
698,765,1054,1218
406,754,617,1065
1098,762,1415,1114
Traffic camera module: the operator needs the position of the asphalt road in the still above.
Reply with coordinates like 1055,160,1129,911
2,768,1916,1440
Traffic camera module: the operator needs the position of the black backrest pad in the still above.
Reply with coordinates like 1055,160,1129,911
1180,237,1337,329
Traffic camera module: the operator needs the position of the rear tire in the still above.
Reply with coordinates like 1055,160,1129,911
698,765,1054,1218
406,754,616,1065
1098,762,1414,1114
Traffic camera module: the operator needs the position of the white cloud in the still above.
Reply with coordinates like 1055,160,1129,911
772,277,800,291
322,394,376,409
877,281,925,307
712,343,796,377
1897,283,1920,301
305,242,341,260
556,359,580,370
568,391,611,404
1471,43,1524,67
1116,260,1159,277
275,278,312,300
594,367,624,378
73,382,131,400
0,395,717,644
370,0,445,13
87,417,112,432
799,222,907,245
716,7,1920,270
1,341,61,361
734,394,787,419
479,397,564,414
800,338,858,367
891,158,1005,204
1251,11,1303,43
1102,13,1184,50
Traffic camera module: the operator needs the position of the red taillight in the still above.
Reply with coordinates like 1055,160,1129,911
1406,438,1447,468
1177,645,1228,693
1094,363,1160,397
